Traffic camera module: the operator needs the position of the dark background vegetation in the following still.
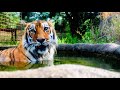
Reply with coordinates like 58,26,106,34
1,12,120,45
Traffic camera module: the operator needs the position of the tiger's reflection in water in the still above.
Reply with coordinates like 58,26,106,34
0,60,53,70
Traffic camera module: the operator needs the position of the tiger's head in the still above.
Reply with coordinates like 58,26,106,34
21,20,58,64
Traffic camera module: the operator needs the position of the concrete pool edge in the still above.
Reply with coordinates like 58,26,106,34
1,43,120,60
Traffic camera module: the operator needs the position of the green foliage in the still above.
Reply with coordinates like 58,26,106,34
0,65,18,71
24,12,50,22
0,41,19,46
76,17,117,44
0,12,20,29
58,33,78,44
81,31,93,43
58,18,97,44
58,22,79,44
80,21,100,44
58,17,117,44
52,12,66,24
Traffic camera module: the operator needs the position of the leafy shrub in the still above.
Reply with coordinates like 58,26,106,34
0,12,20,29
58,33,78,44
58,22,79,44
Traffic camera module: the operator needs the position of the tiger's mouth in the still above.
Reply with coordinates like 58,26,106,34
35,44,49,55
35,45,47,51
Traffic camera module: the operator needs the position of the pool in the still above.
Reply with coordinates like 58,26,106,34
0,55,120,72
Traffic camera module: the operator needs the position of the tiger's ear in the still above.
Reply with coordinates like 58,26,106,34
24,23,31,32
20,20,27,27
24,23,30,28
47,20,54,28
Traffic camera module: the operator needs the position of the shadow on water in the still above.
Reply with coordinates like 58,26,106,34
54,56,120,72
0,52,120,72
56,51,120,72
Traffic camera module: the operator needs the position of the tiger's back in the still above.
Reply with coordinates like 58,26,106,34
0,47,32,68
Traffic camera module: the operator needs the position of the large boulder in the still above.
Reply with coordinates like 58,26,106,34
0,64,120,78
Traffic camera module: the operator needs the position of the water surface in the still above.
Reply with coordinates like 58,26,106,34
0,56,120,72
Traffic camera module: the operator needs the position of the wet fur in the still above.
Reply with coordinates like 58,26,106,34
0,20,58,68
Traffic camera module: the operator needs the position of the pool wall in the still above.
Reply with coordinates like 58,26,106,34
1,43,120,60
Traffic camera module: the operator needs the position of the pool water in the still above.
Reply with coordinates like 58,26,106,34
0,56,120,72
54,57,116,71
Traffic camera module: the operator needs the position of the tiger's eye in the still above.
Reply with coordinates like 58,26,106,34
44,27,48,30
29,29,36,34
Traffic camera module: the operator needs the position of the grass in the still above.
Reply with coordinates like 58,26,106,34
0,65,18,71
58,33,79,44
0,41,19,46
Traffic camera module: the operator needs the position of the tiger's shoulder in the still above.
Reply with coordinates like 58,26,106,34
0,47,17,55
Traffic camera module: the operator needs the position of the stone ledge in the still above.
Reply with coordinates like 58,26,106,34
0,64,119,78
1,43,120,60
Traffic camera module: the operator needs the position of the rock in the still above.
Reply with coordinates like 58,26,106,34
0,64,120,78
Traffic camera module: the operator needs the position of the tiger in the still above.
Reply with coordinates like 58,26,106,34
0,20,58,69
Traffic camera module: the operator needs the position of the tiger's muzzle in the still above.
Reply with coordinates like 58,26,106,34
35,38,49,55
35,45,49,51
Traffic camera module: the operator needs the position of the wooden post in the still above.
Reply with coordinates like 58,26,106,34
14,29,17,41
11,29,14,41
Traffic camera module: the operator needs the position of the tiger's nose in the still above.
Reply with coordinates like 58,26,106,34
37,38,45,44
